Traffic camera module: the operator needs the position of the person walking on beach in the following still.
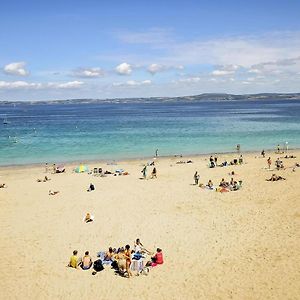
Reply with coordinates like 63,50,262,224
155,149,158,157
267,157,272,169
261,150,265,158
151,167,157,178
141,166,147,179
194,171,199,185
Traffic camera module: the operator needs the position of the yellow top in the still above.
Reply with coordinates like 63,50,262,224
69,255,78,268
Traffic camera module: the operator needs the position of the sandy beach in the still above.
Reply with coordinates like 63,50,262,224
0,150,299,300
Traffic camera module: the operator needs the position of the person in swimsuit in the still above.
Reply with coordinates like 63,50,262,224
81,251,93,270
124,244,132,277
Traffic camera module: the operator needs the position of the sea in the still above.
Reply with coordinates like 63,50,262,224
0,99,299,166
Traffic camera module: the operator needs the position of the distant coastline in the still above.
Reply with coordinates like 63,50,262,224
1,92,300,105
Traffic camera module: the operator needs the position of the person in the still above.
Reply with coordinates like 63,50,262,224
104,247,114,263
151,167,157,178
124,244,132,277
80,251,93,270
150,248,164,267
87,183,95,192
45,163,49,173
219,178,228,188
239,155,243,164
155,149,158,157
261,150,265,158
49,190,59,195
277,144,280,154
84,213,93,223
52,164,56,174
266,174,286,181
141,166,147,179
116,248,127,275
285,142,289,154
267,157,272,169
207,180,213,189
214,156,218,165
0,183,7,188
194,171,199,185
236,144,240,153
134,238,151,255
68,250,80,269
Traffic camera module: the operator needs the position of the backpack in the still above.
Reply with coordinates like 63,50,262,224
93,259,104,272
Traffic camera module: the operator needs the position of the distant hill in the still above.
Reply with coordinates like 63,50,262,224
1,93,300,105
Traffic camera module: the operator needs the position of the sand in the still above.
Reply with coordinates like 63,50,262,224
0,150,299,300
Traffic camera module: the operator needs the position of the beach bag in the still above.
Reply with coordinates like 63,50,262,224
93,259,104,272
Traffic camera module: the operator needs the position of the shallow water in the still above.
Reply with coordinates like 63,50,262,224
0,99,299,165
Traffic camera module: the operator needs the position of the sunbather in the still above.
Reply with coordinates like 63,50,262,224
124,245,132,277
134,238,151,255
80,251,93,270
115,248,127,275
87,183,95,192
266,174,286,181
49,190,59,195
207,180,214,189
67,250,80,269
84,212,94,223
146,248,164,267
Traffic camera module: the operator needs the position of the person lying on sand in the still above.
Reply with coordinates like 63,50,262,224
49,190,59,195
67,250,80,269
0,183,7,188
266,174,286,181
80,251,93,270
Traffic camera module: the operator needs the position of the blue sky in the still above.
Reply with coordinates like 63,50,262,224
1,0,300,100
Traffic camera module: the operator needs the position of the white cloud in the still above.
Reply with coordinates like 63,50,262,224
147,63,184,74
211,70,234,76
4,62,29,76
113,80,152,87
177,77,202,83
0,81,39,89
72,67,104,78
0,80,84,90
115,62,132,75
53,81,84,89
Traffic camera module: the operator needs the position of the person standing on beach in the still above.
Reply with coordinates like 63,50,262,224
155,149,158,157
141,166,147,179
151,167,157,178
277,144,280,153
261,150,265,158
236,144,241,153
267,157,272,169
45,163,49,173
194,171,199,185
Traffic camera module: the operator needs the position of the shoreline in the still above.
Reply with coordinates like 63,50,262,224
0,146,298,170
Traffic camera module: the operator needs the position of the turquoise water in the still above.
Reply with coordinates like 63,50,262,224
0,99,299,166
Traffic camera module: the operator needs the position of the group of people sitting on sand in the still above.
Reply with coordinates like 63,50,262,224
209,155,243,168
67,238,163,278
196,177,242,192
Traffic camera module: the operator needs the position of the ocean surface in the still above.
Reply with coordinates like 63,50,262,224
0,99,299,166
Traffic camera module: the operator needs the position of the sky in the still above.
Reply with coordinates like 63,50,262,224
1,0,300,101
